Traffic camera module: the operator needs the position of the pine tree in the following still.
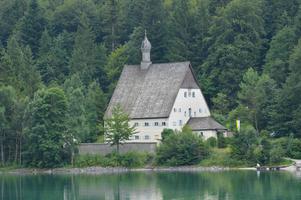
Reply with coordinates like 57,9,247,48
201,0,265,106
17,0,45,56
264,26,297,85
64,74,89,142
85,82,107,142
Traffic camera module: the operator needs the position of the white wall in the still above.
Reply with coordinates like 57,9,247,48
168,88,210,131
125,88,211,143
193,130,217,140
127,118,168,143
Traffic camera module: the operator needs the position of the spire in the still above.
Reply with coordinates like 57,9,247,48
141,30,152,69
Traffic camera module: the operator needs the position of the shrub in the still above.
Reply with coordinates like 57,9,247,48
217,133,227,148
207,137,217,148
156,131,209,166
74,152,152,168
270,146,285,164
230,126,257,164
161,129,174,141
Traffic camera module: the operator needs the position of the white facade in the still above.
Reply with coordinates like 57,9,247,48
127,88,211,143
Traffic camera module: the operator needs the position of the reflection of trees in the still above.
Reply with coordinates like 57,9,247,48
155,171,301,200
1,171,301,200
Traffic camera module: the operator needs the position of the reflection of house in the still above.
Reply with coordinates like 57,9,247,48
105,34,227,143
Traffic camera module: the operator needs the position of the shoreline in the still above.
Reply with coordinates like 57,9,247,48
0,165,298,175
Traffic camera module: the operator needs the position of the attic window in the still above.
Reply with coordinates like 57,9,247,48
192,92,195,97
184,92,187,98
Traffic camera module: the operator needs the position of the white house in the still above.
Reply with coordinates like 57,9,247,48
104,34,227,143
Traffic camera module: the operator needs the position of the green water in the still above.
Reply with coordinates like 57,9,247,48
1,170,301,200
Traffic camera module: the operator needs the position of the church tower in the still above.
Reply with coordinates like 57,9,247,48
141,31,152,69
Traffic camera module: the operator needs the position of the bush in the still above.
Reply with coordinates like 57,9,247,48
207,137,217,148
270,146,285,164
272,137,301,159
156,131,209,166
161,129,174,141
74,152,153,168
217,133,227,148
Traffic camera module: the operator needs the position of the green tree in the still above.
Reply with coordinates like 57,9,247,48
1,35,41,97
85,82,107,142
156,130,209,166
36,31,71,85
272,39,301,137
69,16,108,87
201,0,265,105
63,74,89,142
237,68,276,133
104,105,136,153
16,0,46,56
264,26,297,85
23,87,72,168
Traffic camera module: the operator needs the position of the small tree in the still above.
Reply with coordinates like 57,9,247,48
104,105,136,153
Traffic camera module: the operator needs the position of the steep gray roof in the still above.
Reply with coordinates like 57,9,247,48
105,62,200,119
187,117,227,131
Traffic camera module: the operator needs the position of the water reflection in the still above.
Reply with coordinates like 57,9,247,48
0,171,301,200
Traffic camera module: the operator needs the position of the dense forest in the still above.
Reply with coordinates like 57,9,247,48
1,0,301,167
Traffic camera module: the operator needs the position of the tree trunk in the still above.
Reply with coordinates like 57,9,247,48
19,136,22,165
0,138,4,166
116,143,119,154
15,136,18,164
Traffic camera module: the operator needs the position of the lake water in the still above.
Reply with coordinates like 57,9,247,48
1,170,301,200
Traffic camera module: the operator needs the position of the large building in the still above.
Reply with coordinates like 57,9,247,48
104,34,227,143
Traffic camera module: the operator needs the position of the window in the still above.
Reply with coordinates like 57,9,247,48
178,108,181,112
145,122,149,126
199,108,202,113
184,111,187,117
184,92,187,97
192,92,195,97
173,121,177,126
135,135,140,140
145,135,150,140
174,108,177,112
189,108,192,117
162,122,166,126
200,132,204,137
188,91,191,97
179,120,183,126
134,122,139,127
194,112,196,117
154,122,159,126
